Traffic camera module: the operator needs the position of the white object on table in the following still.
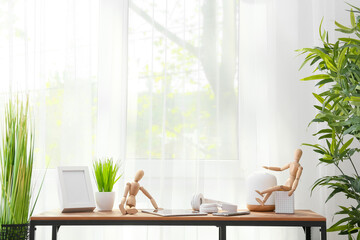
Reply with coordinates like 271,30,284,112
95,192,116,211
275,191,294,214
57,166,96,213
191,193,238,213
246,171,277,211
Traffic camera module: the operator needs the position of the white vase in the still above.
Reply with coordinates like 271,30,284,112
246,171,277,212
95,192,115,211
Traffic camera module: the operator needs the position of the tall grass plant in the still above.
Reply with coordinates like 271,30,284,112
0,98,42,225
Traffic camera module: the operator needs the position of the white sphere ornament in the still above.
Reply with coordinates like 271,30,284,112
246,172,277,212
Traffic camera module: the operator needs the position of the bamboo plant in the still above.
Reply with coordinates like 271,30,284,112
0,98,43,226
299,4,360,239
93,158,121,192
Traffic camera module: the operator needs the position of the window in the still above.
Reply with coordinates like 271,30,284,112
127,0,239,160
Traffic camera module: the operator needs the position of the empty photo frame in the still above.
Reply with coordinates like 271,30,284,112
57,166,96,213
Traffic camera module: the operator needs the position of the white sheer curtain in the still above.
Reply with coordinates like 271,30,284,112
239,1,360,240
0,0,358,239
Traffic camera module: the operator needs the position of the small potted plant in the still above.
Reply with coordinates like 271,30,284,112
93,158,122,211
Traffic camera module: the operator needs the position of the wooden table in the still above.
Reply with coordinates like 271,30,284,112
30,209,326,240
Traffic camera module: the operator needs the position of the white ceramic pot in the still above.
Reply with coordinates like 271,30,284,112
95,192,115,211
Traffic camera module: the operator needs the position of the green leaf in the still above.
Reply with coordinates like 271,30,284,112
345,96,360,102
302,143,328,153
339,37,360,44
313,129,333,136
319,134,333,140
315,78,333,87
319,17,325,41
340,138,354,153
350,9,356,27
325,188,342,202
338,47,348,69
0,97,45,225
335,21,353,31
313,93,331,109
310,56,321,66
93,158,122,192
299,48,333,63
325,58,338,72
336,28,355,34
328,224,351,232
301,74,330,81
344,124,360,135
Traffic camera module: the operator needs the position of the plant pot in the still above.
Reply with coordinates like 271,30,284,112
95,192,115,211
0,223,29,240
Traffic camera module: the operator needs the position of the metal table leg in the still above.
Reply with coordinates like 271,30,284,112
305,227,311,240
29,223,36,240
218,225,226,240
320,223,327,240
52,225,60,240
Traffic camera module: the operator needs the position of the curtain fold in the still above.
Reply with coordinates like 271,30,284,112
0,0,358,239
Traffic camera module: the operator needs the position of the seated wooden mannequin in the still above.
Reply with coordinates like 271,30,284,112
255,149,303,206
119,170,158,214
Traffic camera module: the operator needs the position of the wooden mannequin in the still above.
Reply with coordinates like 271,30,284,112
255,149,303,206
119,170,159,215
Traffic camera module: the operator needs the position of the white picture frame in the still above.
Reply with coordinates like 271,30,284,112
57,166,96,213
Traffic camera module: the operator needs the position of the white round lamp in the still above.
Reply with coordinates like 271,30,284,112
246,172,277,212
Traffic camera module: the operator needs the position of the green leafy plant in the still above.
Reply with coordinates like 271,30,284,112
298,3,360,239
93,158,121,192
0,98,44,226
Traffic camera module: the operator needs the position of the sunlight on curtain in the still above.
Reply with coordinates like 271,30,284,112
0,0,358,239
0,0,100,238
124,1,241,239
0,0,99,166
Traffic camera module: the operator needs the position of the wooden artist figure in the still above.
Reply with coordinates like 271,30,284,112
119,170,159,214
255,149,303,206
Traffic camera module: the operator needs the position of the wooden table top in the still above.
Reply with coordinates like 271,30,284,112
31,210,326,222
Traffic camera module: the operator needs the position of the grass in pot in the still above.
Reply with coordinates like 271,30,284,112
93,158,121,211
0,98,45,239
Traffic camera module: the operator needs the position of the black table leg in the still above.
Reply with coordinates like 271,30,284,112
29,223,36,240
218,225,226,240
320,223,327,240
305,227,311,240
52,225,60,240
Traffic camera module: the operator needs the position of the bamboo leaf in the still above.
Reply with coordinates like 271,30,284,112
338,47,348,69
301,74,330,81
335,21,353,31
340,138,354,153
350,9,356,27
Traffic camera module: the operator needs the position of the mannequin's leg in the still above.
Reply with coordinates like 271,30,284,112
126,205,138,214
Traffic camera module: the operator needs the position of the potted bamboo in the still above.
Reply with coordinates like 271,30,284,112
299,4,360,239
93,158,122,211
0,98,44,239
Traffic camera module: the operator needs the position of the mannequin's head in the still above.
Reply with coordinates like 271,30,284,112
294,149,303,162
134,170,144,182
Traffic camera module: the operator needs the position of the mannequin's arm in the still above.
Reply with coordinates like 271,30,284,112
140,186,159,209
263,163,290,171
288,166,303,196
